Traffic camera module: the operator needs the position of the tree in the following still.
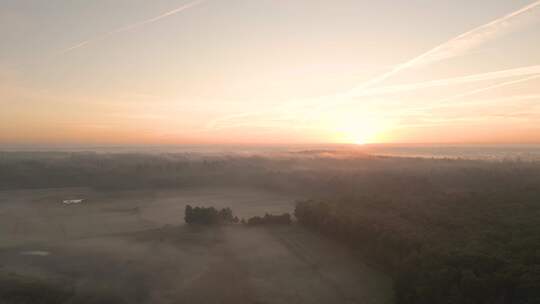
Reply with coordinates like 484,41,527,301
184,205,193,224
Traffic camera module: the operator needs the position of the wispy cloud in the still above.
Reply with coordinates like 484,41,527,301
429,94,540,110
208,64,540,131
434,74,540,104
355,64,540,97
207,1,540,132
60,0,205,54
347,0,540,96
392,79,540,118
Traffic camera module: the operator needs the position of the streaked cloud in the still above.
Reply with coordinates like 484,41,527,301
3,1,540,144
360,65,540,97
208,1,540,134
60,0,205,54
347,0,540,95
435,74,540,104
208,65,540,130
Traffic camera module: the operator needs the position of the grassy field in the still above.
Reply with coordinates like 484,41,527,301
0,187,392,304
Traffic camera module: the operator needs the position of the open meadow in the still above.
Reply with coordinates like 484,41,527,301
0,186,393,304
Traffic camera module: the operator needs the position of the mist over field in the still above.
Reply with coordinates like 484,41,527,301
0,148,538,303
2,0,540,302
0,150,395,304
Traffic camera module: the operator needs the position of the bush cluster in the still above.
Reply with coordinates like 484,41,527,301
246,213,292,226
295,196,540,304
184,205,238,225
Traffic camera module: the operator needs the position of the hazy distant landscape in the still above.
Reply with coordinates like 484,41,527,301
3,0,540,303
0,149,538,303
0,151,397,304
4,144,540,161
0,185,392,304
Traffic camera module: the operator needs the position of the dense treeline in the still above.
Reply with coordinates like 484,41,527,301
295,186,540,303
184,205,238,224
0,152,321,192
2,151,540,303
183,205,291,226
3,151,540,195
246,213,292,226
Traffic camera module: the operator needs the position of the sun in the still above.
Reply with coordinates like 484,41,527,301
331,116,389,145
354,137,367,145
349,130,373,145
336,125,377,145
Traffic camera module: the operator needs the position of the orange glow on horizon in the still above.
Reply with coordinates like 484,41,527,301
1,1,540,146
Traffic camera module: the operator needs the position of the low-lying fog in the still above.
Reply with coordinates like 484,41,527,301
0,187,295,243
0,168,393,303
1,150,539,304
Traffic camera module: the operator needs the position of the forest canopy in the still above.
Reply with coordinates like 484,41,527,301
184,205,237,225
2,151,540,303
294,190,540,303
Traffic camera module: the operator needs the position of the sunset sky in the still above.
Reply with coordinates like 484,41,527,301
2,0,540,145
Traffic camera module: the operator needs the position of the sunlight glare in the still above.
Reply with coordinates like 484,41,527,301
332,115,390,145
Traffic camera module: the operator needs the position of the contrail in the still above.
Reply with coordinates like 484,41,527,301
358,64,540,97
206,1,540,132
394,81,540,116
296,0,540,120
207,65,540,131
207,68,540,130
390,94,540,119
435,74,540,104
60,0,206,54
347,0,540,96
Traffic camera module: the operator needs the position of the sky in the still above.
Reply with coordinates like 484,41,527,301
1,0,540,146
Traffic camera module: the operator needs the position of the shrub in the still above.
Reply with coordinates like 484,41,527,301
246,213,292,226
184,205,236,225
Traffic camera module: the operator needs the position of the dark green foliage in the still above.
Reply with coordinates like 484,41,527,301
0,274,72,304
0,273,126,304
3,151,540,303
184,205,236,225
246,213,292,226
295,190,540,304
